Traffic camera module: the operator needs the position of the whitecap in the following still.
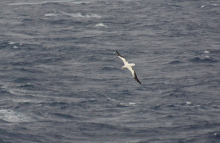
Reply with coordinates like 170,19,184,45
7,2,38,5
7,88,32,96
69,13,102,18
201,5,206,8
3,84,36,96
8,41,16,45
7,1,89,6
45,13,60,17
95,23,108,28
204,50,210,54
205,55,210,59
128,102,136,105
211,4,218,6
186,101,192,105
45,11,102,18
59,11,102,18
0,109,32,122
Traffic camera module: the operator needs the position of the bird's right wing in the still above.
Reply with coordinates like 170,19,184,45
128,67,141,84
133,72,141,84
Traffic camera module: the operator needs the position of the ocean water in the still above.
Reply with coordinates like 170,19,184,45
0,0,220,142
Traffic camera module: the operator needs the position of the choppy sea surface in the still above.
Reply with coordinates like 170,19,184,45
0,0,220,142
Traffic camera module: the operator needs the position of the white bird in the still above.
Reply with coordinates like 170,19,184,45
116,51,141,84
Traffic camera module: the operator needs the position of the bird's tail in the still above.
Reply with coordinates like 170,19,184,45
129,63,135,66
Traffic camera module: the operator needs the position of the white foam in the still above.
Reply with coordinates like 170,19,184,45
7,1,89,6
95,23,108,28
129,102,136,105
186,101,192,105
205,55,210,59
211,4,218,6
201,5,206,8
3,84,36,96
8,41,16,45
8,88,30,96
68,13,102,18
59,11,102,18
0,109,32,122
45,11,102,18
204,50,210,54
45,13,60,17
7,2,39,5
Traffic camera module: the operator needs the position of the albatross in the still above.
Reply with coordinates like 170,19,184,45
116,51,141,84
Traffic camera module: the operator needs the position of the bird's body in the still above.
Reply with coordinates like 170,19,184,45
116,51,141,84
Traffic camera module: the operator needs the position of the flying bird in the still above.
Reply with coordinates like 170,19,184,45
116,51,141,84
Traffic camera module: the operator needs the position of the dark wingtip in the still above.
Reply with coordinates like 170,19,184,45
134,73,141,84
137,79,141,84
134,78,141,84
116,50,119,56
116,50,124,58
138,81,141,84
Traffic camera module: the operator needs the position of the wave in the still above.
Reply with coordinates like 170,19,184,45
189,57,218,63
7,1,89,6
45,11,102,18
169,60,183,64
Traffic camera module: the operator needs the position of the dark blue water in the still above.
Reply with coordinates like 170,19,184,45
0,0,220,142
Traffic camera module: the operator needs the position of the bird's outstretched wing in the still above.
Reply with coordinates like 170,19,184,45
133,72,141,84
128,67,141,84
116,51,128,65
